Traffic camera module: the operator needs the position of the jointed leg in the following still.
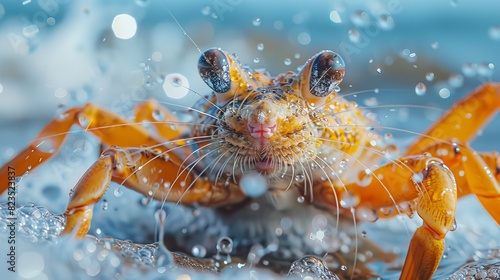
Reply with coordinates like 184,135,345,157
63,147,246,238
314,154,457,280
0,102,182,193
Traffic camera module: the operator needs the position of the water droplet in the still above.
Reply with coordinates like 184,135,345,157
240,172,268,198
412,172,424,183
297,196,305,203
252,18,261,26
439,88,451,99
253,57,260,63
415,82,426,96
102,199,108,210
356,207,379,222
191,245,207,258
489,26,500,40
256,43,264,51
340,192,360,208
351,10,370,27
341,265,348,271
431,41,439,49
348,29,361,44
78,115,89,127
425,72,435,82
297,32,311,45
295,174,305,182
114,187,123,197
135,0,150,7
477,62,494,77
462,63,478,77
287,255,339,279
339,160,347,168
376,68,382,74
216,237,233,255
163,73,189,99
357,169,373,187
152,109,164,121
450,219,457,231
377,14,394,30
284,58,292,66
294,53,301,59
140,196,151,206
448,74,464,88
329,10,342,23
201,6,211,16
363,97,378,106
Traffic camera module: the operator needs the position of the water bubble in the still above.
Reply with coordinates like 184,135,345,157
135,0,150,7
216,237,233,255
448,74,464,88
431,41,439,49
253,58,260,63
201,6,211,16
22,24,39,38
155,208,167,225
339,160,347,168
425,72,435,82
240,172,268,198
412,173,424,183
163,73,189,99
363,97,378,107
348,29,361,44
191,245,207,258
102,199,108,210
351,10,370,27
462,63,478,77
295,174,305,182
114,187,123,197
477,63,494,77
287,255,340,280
357,169,373,187
439,87,451,99
297,32,311,45
329,10,342,23
284,58,292,66
415,82,426,96
376,68,382,74
18,251,44,278
152,109,164,121
340,192,360,208
112,14,137,40
341,265,347,271
356,207,379,222
378,14,394,30
256,43,264,51
297,196,305,203
252,18,261,26
489,26,500,40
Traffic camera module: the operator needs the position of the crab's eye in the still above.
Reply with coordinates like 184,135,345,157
309,51,345,97
198,48,231,93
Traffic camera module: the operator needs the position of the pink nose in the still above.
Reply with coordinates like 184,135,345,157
248,122,277,139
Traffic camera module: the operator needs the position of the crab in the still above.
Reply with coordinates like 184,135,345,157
1,48,500,279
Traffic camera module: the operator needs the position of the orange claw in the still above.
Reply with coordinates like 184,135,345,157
63,147,247,238
314,155,457,280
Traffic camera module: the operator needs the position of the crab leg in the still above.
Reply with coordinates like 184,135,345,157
134,99,189,139
406,83,500,155
0,102,181,193
421,142,500,223
314,154,457,280
63,146,246,238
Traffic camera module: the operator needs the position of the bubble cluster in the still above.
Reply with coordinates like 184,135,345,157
0,202,64,242
445,250,500,280
287,255,340,279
